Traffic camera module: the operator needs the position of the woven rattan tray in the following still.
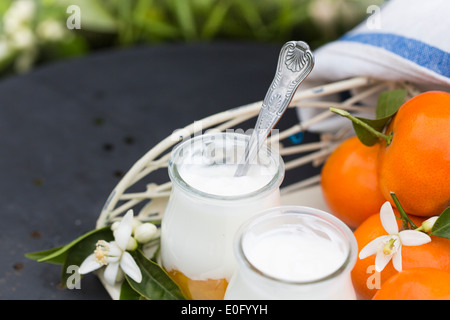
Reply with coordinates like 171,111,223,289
95,76,420,299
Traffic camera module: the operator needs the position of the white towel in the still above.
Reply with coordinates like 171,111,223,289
297,0,450,133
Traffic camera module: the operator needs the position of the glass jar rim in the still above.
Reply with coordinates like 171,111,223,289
168,132,285,201
234,205,358,286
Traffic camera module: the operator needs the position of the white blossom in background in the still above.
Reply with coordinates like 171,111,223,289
36,20,67,42
3,0,36,34
0,38,12,61
14,47,37,73
0,0,69,72
10,28,35,50
0,0,37,72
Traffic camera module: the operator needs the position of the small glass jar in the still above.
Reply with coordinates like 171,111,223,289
160,132,284,300
224,206,358,300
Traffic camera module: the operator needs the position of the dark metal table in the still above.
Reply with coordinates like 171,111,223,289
0,42,321,299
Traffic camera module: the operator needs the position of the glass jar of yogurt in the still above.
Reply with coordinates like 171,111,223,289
160,132,284,300
224,206,358,300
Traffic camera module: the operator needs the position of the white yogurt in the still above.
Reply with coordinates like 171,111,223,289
224,207,358,300
160,133,284,283
244,227,347,282
178,162,276,197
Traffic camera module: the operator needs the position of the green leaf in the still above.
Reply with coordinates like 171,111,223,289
376,89,407,118
352,116,390,146
172,0,197,40
126,250,186,300
120,279,142,300
353,89,407,146
26,226,112,264
25,246,66,265
329,107,393,147
60,228,114,288
142,19,180,39
431,207,450,239
200,1,231,39
329,89,407,147
235,0,264,29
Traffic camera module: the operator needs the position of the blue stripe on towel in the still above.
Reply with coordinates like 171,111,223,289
340,33,450,78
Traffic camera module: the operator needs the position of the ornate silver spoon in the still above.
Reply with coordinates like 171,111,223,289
234,41,315,177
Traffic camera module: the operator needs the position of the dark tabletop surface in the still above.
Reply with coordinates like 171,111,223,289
0,42,321,300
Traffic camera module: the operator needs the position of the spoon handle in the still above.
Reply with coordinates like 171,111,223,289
235,41,314,177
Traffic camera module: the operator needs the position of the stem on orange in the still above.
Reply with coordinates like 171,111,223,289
390,192,418,230
329,107,393,145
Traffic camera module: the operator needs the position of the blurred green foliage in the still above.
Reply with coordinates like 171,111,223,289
0,0,384,76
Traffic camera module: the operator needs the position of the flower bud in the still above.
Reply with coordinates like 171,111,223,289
421,216,439,233
110,221,120,232
134,223,157,244
131,218,143,233
126,236,138,251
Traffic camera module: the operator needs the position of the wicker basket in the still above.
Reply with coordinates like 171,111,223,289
95,76,421,299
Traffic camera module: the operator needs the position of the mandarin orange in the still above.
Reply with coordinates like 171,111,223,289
377,91,450,217
352,211,450,300
372,267,450,300
321,136,386,229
